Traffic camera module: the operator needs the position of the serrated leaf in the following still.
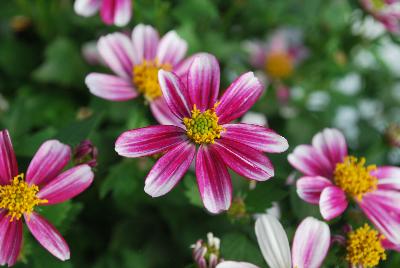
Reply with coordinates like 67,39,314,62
220,233,264,266
246,180,288,213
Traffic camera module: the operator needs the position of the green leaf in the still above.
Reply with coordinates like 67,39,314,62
13,127,57,157
221,233,264,266
245,180,288,213
183,174,202,208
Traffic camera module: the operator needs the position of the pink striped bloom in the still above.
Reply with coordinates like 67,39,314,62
115,53,288,214
85,24,194,125
360,0,400,34
0,130,94,266
74,0,132,26
288,128,400,245
217,215,331,268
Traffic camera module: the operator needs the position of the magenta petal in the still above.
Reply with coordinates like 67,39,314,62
112,0,132,26
312,128,347,168
115,125,186,157
216,72,263,124
288,145,333,178
158,70,191,119
26,140,71,186
37,165,94,205
86,73,138,101
25,213,70,261
149,97,182,126
74,0,101,17
187,53,220,111
0,130,18,185
0,213,23,266
144,141,195,197
213,138,274,181
222,124,288,153
372,166,400,190
156,31,188,66
173,53,200,82
131,24,159,62
296,176,333,205
196,145,232,214
382,238,400,252
97,32,136,79
319,186,348,220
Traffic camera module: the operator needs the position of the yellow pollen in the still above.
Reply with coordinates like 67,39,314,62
346,224,386,268
334,156,378,200
265,52,294,79
132,60,172,101
0,174,47,222
183,104,225,144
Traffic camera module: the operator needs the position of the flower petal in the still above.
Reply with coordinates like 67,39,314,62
100,0,132,26
288,145,333,178
372,166,400,190
216,261,260,268
144,141,195,197
37,165,94,205
0,130,18,185
74,0,101,17
382,238,400,252
222,124,288,153
86,73,138,101
156,31,187,66
255,215,291,268
292,217,330,268
26,140,71,186
216,72,263,124
296,176,333,205
214,138,274,181
149,97,182,126
158,70,191,119
311,128,347,168
98,32,136,79
131,24,159,62
173,53,199,81
187,53,220,111
25,213,70,261
115,125,187,158
0,213,23,267
319,186,348,220
196,145,232,214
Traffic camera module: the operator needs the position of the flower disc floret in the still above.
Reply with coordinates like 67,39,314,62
265,52,294,79
0,174,47,221
334,156,378,200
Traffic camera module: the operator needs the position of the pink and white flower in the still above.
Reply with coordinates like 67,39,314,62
74,0,132,26
217,215,331,268
288,128,400,244
360,0,400,34
191,232,222,268
115,53,288,214
85,24,193,125
0,130,94,266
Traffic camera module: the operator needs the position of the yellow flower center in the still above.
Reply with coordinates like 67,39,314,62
0,174,47,221
334,156,378,201
183,104,224,144
132,60,172,101
346,224,386,268
265,52,294,79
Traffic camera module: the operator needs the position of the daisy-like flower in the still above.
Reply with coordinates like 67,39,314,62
217,215,331,268
288,128,400,244
85,24,192,125
115,53,288,213
360,0,400,34
0,130,94,266
74,0,132,27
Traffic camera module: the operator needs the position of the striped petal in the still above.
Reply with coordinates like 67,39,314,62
372,166,400,190
115,125,186,158
25,213,70,261
100,0,132,26
173,53,200,82
296,176,333,204
216,72,263,124
222,124,288,153
74,0,101,17
216,261,260,268
158,70,191,119
0,130,18,185
131,24,159,62
319,186,348,220
255,215,291,268
196,145,232,214
156,31,188,66
144,141,195,197
86,73,138,101
149,97,182,126
0,212,23,267
98,32,136,79
26,140,71,186
292,217,330,268
37,165,94,205
214,138,274,181
187,53,220,111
